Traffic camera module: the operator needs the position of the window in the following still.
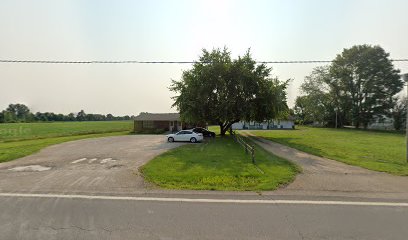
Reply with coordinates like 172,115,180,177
178,130,191,135
143,121,154,129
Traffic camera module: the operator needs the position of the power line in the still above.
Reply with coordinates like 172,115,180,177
0,59,407,64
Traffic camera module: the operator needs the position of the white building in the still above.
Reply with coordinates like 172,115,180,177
231,120,295,130
368,115,394,130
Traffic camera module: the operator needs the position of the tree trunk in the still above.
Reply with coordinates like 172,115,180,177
219,124,227,136
219,122,235,136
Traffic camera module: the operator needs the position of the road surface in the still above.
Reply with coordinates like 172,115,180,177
1,194,407,240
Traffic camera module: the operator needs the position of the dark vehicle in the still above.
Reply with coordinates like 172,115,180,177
192,127,216,137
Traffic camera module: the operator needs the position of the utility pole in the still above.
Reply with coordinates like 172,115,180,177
403,73,408,163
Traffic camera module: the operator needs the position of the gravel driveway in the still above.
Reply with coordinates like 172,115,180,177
0,135,184,195
242,131,408,200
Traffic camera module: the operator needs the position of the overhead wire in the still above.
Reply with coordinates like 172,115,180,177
0,59,407,64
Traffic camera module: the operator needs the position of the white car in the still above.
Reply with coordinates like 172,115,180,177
167,130,203,143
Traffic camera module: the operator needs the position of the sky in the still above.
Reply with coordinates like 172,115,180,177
1,0,407,116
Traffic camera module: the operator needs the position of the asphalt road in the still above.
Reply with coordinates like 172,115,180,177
1,195,407,240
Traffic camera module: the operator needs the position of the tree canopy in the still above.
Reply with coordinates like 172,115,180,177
294,66,335,125
170,47,289,135
294,44,404,129
330,45,402,128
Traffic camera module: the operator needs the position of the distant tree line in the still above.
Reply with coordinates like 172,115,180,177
0,104,133,123
293,44,406,130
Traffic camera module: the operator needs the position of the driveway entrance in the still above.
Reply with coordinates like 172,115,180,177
0,135,183,195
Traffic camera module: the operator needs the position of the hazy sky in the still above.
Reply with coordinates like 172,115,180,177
1,0,407,115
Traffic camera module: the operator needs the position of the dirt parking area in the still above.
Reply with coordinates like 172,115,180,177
0,135,184,195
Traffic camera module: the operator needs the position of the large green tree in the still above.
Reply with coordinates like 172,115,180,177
294,66,336,126
297,45,403,129
170,48,288,135
76,110,87,121
330,45,403,128
5,103,31,122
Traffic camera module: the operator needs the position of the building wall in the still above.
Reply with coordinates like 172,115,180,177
231,122,245,129
170,121,183,132
368,116,395,130
134,121,143,132
279,120,295,129
134,120,170,132
232,120,294,130
134,120,184,132
153,121,170,130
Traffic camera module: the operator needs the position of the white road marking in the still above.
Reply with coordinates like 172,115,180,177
88,158,98,163
0,193,407,207
87,177,103,186
71,158,87,164
100,158,116,164
8,165,51,172
69,176,89,187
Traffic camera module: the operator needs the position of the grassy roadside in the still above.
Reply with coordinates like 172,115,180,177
141,136,299,191
0,131,130,163
0,121,132,142
0,121,133,163
248,126,407,175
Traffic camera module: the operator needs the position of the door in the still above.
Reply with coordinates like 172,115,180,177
175,131,188,141
182,131,191,141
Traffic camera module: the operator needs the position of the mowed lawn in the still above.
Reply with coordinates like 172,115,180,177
249,126,407,175
0,121,133,163
141,136,299,191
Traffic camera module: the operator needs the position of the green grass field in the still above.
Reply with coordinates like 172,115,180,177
249,126,407,175
0,121,133,163
141,136,299,191
0,121,132,142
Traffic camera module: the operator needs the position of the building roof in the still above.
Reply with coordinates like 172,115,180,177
134,112,180,121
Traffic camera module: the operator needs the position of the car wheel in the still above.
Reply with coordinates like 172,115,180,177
168,137,174,142
190,137,197,143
